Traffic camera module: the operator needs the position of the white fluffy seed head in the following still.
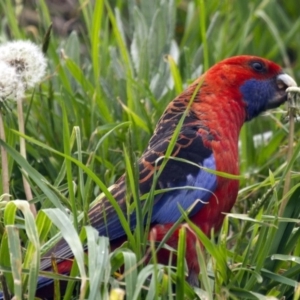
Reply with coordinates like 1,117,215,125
0,40,47,89
0,61,24,101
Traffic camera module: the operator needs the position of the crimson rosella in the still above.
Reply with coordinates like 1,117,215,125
0,55,297,298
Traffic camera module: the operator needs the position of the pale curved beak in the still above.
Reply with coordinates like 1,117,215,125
277,73,297,89
267,73,297,109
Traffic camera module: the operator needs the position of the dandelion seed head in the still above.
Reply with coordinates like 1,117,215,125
0,61,24,101
0,40,47,89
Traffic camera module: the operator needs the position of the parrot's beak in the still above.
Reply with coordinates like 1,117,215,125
267,73,297,109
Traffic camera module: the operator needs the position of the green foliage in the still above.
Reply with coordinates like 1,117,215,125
0,0,300,299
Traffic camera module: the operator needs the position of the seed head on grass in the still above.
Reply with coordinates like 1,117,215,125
0,40,47,89
0,40,47,216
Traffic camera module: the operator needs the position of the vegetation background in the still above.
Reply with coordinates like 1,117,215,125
0,0,300,299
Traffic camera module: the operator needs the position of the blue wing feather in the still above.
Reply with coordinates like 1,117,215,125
151,154,216,223
91,151,216,238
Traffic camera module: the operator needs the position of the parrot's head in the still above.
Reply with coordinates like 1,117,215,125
205,55,297,121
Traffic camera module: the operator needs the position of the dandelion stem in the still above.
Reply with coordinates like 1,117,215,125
0,112,9,201
279,105,296,217
17,97,37,216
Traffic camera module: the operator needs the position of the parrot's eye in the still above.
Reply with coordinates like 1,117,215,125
251,61,266,73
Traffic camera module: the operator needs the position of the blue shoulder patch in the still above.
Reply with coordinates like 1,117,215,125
151,154,217,224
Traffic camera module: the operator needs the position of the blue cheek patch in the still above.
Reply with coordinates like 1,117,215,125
151,154,217,224
240,79,276,120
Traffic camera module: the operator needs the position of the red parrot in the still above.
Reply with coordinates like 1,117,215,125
0,55,297,298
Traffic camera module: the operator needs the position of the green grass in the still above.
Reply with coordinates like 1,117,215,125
0,0,300,299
